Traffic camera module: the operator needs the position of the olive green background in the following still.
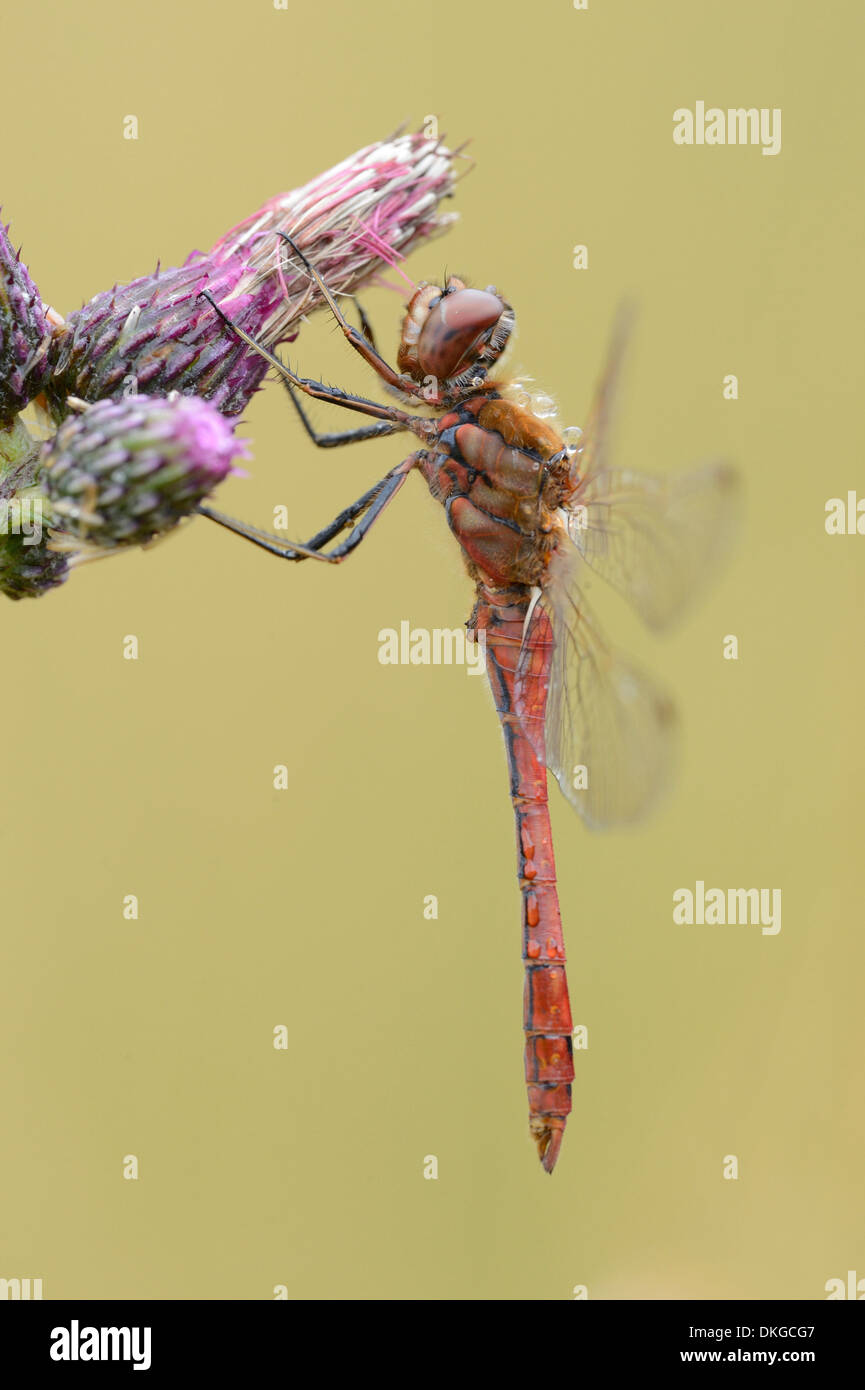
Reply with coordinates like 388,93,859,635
1,0,862,1300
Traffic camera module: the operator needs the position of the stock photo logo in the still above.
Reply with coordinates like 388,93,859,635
672,881,782,936
673,102,782,156
0,495,42,544
49,1322,151,1371
377,621,486,675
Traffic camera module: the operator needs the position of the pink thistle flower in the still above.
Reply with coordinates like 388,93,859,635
209,128,462,346
43,128,463,422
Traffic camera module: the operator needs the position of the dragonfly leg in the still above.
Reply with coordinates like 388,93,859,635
275,233,425,401
198,452,423,564
282,379,404,449
355,299,378,354
199,292,434,440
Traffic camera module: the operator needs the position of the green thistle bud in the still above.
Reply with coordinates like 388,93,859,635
42,393,246,548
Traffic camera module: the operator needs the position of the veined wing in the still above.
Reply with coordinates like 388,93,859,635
516,543,677,830
567,304,633,487
568,459,740,630
567,310,741,630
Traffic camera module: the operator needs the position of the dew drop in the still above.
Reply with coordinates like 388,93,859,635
532,392,557,419
562,425,583,455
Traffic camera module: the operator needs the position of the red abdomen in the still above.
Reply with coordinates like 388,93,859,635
471,591,574,1173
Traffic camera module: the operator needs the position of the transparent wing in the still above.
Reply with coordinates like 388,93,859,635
568,303,633,486
566,309,741,630
568,460,741,630
516,545,678,830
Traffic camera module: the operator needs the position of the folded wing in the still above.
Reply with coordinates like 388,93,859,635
516,553,677,830
514,312,741,828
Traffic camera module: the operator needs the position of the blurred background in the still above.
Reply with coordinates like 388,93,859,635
1,0,862,1299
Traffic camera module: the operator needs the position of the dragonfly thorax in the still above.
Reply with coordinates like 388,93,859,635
420,394,568,591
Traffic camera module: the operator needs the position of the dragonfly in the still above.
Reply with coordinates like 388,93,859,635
199,235,740,1173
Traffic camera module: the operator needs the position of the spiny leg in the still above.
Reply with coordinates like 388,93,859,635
198,291,432,437
198,452,423,564
195,512,332,562
355,300,377,354
300,456,419,551
283,378,404,449
281,301,402,447
199,470,408,563
276,233,424,399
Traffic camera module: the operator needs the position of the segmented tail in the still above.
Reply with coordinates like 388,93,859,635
475,592,574,1173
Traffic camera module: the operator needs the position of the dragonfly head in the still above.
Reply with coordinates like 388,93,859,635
397,277,515,398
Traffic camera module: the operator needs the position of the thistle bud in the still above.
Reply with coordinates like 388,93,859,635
42,394,245,547
43,255,284,424
0,219,51,425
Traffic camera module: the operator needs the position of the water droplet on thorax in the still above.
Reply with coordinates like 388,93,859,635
532,393,557,419
562,425,583,455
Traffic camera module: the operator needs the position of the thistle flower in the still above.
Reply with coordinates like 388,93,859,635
43,254,285,424
42,393,246,548
43,129,462,422
5,128,465,599
0,219,52,425
209,129,462,345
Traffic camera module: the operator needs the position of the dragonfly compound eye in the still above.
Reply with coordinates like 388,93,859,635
416,288,505,379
